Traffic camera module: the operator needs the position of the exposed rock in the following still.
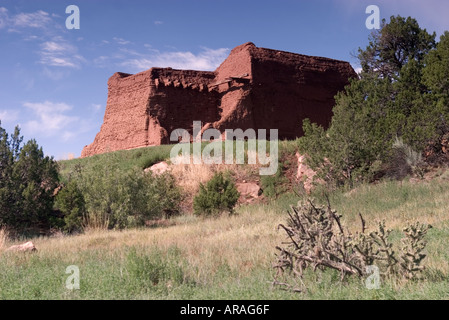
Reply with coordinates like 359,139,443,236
82,42,356,158
296,152,319,194
7,241,37,252
236,182,262,204
144,161,169,175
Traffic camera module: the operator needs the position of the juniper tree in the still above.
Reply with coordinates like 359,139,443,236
299,16,447,186
0,124,59,233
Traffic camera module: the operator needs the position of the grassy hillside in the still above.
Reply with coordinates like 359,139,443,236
58,140,291,182
58,144,174,182
1,174,449,299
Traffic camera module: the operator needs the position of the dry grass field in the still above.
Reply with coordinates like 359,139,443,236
1,172,449,299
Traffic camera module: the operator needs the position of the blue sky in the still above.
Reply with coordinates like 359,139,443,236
0,0,448,159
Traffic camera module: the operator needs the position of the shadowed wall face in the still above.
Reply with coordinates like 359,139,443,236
248,45,356,139
81,42,356,158
147,69,220,145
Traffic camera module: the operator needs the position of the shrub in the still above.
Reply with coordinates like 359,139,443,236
387,137,426,179
142,172,184,219
193,172,240,217
53,180,86,233
68,156,183,229
260,162,289,199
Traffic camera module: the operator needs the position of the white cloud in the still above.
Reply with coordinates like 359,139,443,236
335,0,449,35
39,39,85,69
24,101,71,114
350,63,362,74
94,45,229,72
0,8,52,30
42,67,69,80
24,35,39,41
61,131,76,141
23,101,78,137
118,47,142,56
22,101,99,144
92,104,102,113
61,118,98,143
0,8,84,71
120,47,230,72
0,7,9,29
13,10,51,28
0,109,19,123
113,37,132,45
154,21,163,25
388,0,449,35
93,55,110,67
42,41,70,52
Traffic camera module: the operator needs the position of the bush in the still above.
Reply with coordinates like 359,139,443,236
260,162,289,199
387,137,426,179
193,172,240,217
142,172,184,220
53,180,86,233
68,155,183,229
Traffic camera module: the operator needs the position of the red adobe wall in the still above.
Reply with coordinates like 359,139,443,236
81,71,152,157
249,44,356,139
81,42,356,158
146,68,219,144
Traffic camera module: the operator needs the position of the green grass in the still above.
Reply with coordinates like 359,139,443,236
3,141,449,300
58,144,174,182
1,173,449,299
58,140,298,183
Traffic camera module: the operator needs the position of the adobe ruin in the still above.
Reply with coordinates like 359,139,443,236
81,42,356,157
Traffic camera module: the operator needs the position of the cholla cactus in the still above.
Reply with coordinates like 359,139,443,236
351,232,378,267
274,199,364,289
368,220,398,275
400,222,432,280
274,199,433,292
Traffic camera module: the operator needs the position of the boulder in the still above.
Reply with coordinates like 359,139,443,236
144,161,169,175
236,182,262,204
296,152,318,194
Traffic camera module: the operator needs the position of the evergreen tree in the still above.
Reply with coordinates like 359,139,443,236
423,32,449,100
0,122,15,226
358,16,436,80
0,124,59,232
299,16,448,187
